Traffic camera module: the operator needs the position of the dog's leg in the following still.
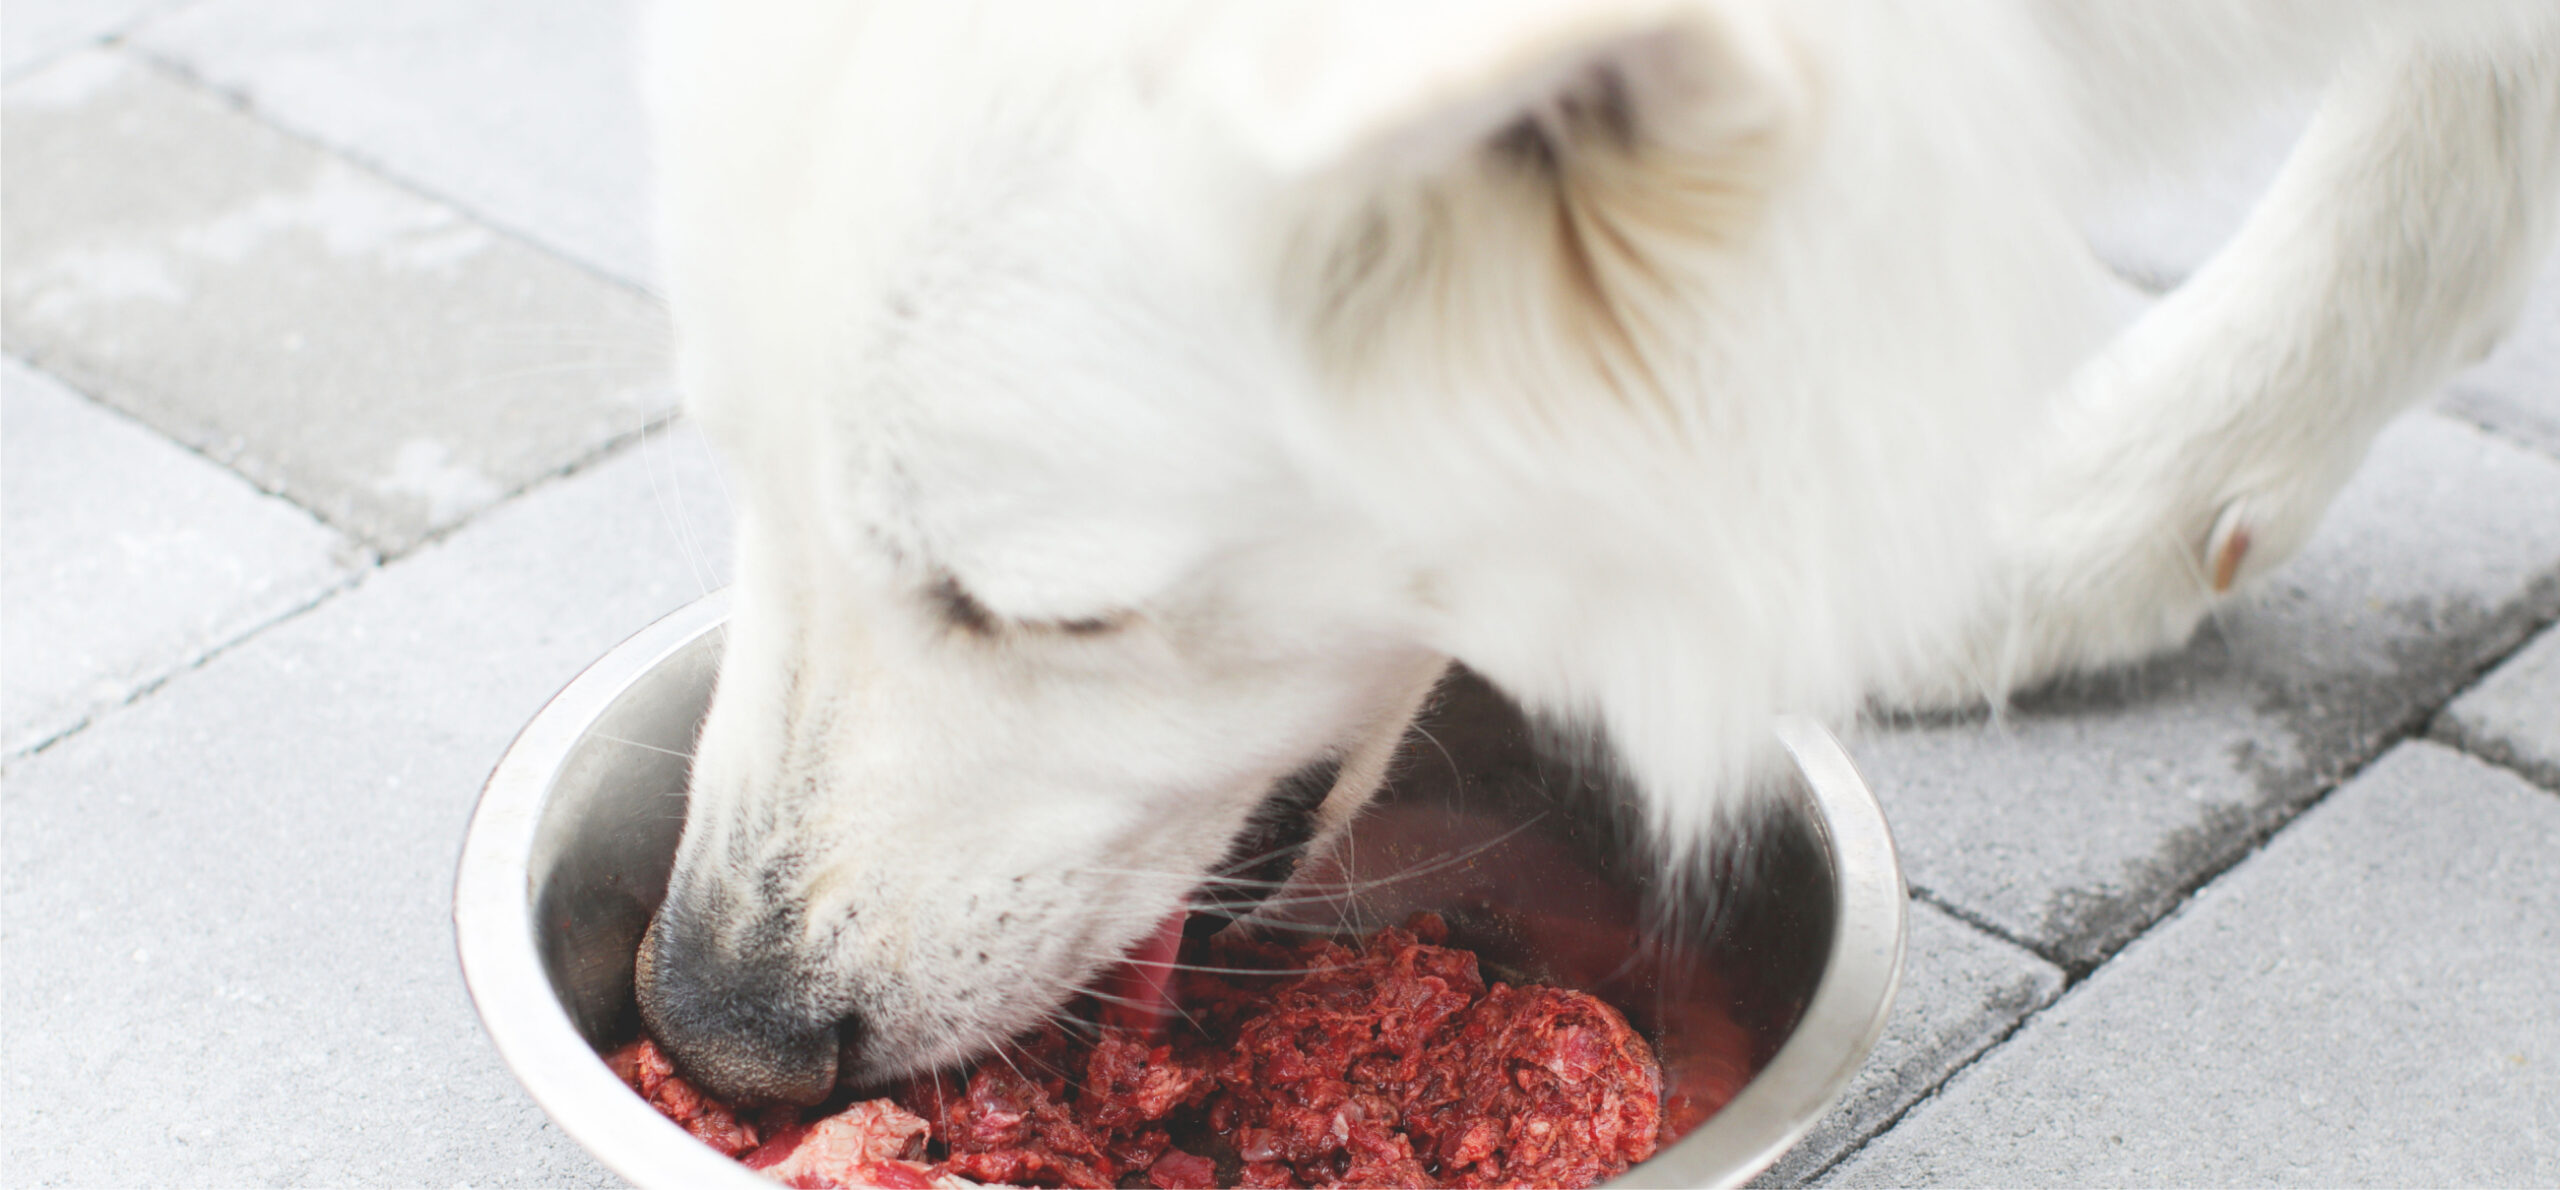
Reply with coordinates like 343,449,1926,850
1926,32,2560,704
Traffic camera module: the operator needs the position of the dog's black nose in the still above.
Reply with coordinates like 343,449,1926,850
632,909,845,1106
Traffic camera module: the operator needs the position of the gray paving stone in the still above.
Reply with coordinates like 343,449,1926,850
2434,624,2560,792
1855,410,2560,972
135,0,656,287
1753,901,2064,1187
1,356,357,756
0,0,191,78
1,50,675,556
1823,742,2560,1187
0,419,730,1187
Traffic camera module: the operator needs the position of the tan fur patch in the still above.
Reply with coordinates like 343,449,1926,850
1289,44,1805,426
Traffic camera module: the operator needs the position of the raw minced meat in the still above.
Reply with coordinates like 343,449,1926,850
1397,983,1663,1187
743,1100,944,1189
604,1041,967,1189
606,1034,762,1157
614,914,1731,1188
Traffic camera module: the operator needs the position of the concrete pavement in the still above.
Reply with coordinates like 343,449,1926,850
5,5,2555,1186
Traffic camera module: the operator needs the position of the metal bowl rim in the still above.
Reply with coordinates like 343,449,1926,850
455,589,1905,1190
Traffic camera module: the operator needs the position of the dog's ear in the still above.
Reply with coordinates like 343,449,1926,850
1185,0,1806,419
1186,0,1799,180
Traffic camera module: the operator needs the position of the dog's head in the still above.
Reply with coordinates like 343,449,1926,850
636,0,2090,1103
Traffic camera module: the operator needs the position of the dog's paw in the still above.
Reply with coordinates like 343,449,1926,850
1884,357,2367,712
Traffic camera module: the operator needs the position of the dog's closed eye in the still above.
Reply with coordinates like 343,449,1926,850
927,572,1127,637
926,573,999,635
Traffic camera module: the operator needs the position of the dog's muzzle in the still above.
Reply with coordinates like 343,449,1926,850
628,757,1346,1103
632,908,844,1106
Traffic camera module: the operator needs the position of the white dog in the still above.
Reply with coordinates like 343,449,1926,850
631,0,2560,1106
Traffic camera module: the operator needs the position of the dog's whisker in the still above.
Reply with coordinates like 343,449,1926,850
1071,812,1544,903
640,417,718,598
1154,960,1355,977
592,732,696,760
1038,1005,1102,1035
1062,978,1212,1036
686,419,741,528
1060,938,1358,978
966,1000,1089,1081
1066,867,1299,890
984,1032,1038,1087
1218,916,1365,936
1407,721,1467,797
1059,813,1546,959
1262,814,1551,900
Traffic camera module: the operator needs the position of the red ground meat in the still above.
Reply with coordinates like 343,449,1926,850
1400,984,1662,1188
742,1099,935,1188
1149,1149,1220,1189
904,1050,1125,1189
1205,919,1484,1188
616,914,1737,1189
605,1037,763,1157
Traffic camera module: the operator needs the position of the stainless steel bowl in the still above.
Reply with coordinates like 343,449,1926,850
457,590,1904,1189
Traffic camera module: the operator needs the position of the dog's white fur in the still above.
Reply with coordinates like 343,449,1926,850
635,0,2560,1102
